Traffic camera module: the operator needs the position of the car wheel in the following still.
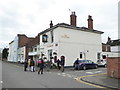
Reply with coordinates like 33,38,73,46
83,66,86,70
95,65,98,69
104,64,107,68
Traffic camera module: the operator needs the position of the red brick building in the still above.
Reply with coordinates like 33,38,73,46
26,34,40,60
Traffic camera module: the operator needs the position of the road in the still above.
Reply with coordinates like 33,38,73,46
2,61,107,89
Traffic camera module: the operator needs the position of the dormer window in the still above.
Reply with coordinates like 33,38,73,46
42,34,48,43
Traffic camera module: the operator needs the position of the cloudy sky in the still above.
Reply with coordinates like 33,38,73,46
0,0,119,48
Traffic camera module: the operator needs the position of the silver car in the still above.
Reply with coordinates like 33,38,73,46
97,59,107,67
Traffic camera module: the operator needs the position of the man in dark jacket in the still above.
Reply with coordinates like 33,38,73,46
30,59,35,72
38,58,44,74
61,56,65,72
24,60,28,71
57,59,61,70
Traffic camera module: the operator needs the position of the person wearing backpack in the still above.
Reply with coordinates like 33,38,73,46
38,58,44,74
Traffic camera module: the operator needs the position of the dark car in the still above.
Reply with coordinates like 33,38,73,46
73,60,98,70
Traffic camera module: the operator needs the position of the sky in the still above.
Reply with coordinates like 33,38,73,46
0,0,119,49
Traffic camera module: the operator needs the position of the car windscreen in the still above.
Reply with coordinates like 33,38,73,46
79,60,88,63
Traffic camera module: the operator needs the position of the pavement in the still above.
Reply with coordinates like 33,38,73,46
80,73,120,89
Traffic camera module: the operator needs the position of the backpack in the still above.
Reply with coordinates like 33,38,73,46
38,60,42,64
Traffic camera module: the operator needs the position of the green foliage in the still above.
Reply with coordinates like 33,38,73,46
2,48,9,59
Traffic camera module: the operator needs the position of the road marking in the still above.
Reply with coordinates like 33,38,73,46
62,73,66,75
57,73,61,75
62,74,66,77
86,71,102,74
0,81,3,83
86,72,94,74
75,73,107,88
94,71,102,73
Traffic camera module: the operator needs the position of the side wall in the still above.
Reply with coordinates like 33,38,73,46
56,27,102,66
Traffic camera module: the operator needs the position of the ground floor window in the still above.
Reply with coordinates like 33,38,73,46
97,53,101,60
80,52,82,59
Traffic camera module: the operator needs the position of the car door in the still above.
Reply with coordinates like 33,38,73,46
85,60,90,68
87,60,93,68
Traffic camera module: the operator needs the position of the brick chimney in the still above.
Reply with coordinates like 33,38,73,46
88,15,93,29
50,20,53,28
70,11,77,27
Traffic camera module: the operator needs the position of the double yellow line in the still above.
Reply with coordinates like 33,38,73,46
75,73,112,89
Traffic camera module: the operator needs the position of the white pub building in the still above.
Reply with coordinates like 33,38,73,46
39,12,104,66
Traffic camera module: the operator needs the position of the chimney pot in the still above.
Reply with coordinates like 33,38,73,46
70,11,77,27
88,15,93,29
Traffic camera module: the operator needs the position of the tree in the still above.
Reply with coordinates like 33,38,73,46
2,48,9,60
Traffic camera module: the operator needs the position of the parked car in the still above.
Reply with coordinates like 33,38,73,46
97,59,107,67
73,60,98,70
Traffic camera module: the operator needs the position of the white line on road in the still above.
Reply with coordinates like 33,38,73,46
0,81,3,83
86,72,93,74
95,71,102,73
57,73,61,75
86,71,102,74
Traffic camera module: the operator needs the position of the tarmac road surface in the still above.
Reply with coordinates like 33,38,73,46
2,61,107,89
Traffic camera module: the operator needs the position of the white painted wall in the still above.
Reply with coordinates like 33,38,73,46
101,52,119,58
8,36,19,62
111,46,120,52
18,46,26,63
13,36,18,62
55,27,102,66
39,26,102,66
8,41,14,62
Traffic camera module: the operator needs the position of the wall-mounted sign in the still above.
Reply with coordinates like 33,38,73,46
42,34,48,42
47,45,54,47
61,35,70,38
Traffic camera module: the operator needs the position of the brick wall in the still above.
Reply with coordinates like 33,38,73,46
18,34,35,60
26,34,40,60
107,57,120,78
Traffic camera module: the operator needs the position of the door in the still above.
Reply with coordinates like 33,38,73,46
48,50,52,61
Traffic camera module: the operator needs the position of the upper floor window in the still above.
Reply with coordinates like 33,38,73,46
42,34,48,43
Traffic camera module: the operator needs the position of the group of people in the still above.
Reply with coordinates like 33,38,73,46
24,59,35,72
24,56,65,74
24,58,44,74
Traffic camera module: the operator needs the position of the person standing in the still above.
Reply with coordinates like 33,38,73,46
28,59,31,71
24,59,28,71
46,60,50,71
57,59,61,70
30,59,35,72
60,56,65,72
38,58,44,74
75,58,79,70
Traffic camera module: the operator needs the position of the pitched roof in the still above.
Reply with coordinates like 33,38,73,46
107,39,120,46
38,23,104,35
